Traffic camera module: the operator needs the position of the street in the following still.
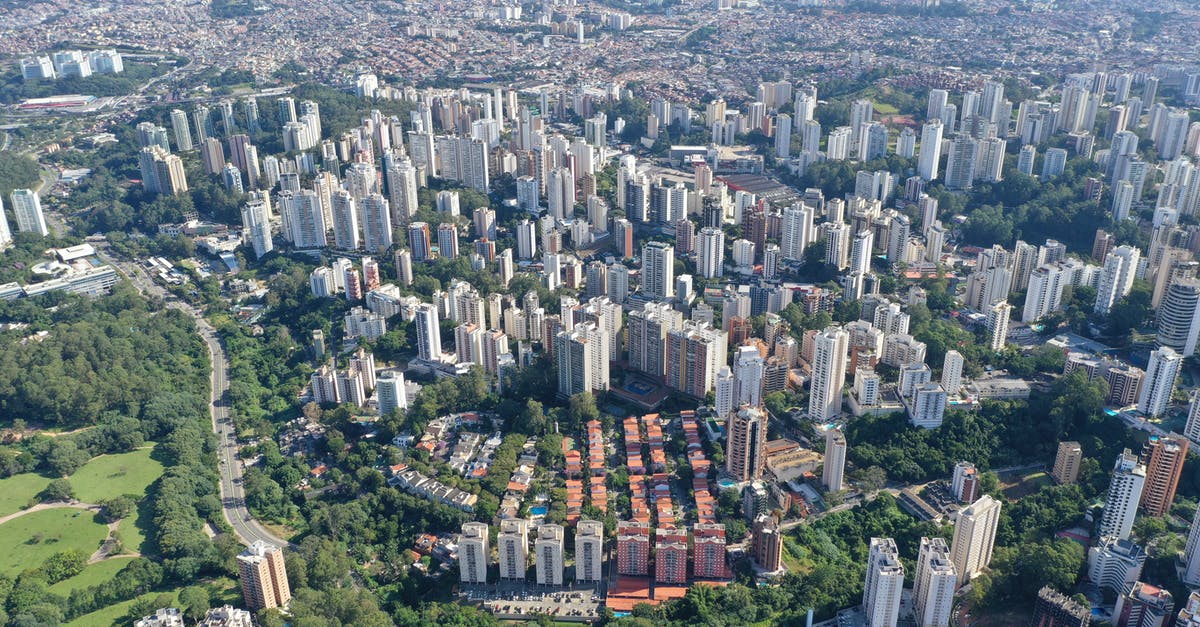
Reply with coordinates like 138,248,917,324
92,241,291,549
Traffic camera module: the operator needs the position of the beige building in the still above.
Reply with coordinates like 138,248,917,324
1052,441,1083,485
237,541,291,610
950,495,1002,585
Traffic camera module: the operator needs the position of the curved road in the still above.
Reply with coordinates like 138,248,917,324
92,241,289,548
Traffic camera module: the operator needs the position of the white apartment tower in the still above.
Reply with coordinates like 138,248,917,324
1098,450,1146,541
950,495,1002,585
498,519,529,580
914,537,957,627
824,428,847,492
459,522,490,584
809,326,849,421
863,538,905,627
535,524,565,586
1138,347,1181,417
575,520,604,582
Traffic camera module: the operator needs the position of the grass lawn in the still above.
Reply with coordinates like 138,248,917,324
117,507,150,554
0,473,52,516
0,508,109,576
48,556,137,596
69,448,163,503
874,102,900,115
1000,471,1054,499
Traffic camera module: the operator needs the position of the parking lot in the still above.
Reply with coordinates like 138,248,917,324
462,583,603,622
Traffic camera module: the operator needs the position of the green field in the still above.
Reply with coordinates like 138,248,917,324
48,556,137,596
69,448,163,504
874,102,900,115
0,508,109,576
118,507,150,554
0,473,52,516
1000,470,1054,499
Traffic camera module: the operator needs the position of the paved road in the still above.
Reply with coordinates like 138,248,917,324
92,242,290,549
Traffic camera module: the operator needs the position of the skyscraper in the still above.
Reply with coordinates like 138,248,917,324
1182,502,1200,586
414,303,443,362
1138,347,1181,417
986,301,1012,351
236,542,291,611
641,241,675,299
535,524,565,585
459,522,489,584
1094,245,1141,315
575,520,604,582
726,405,768,482
1052,441,1083,485
863,538,904,627
1140,434,1189,516
697,226,725,278
241,196,274,259
950,495,1002,585
556,321,610,398
733,345,764,408
8,189,48,237
665,321,728,398
918,120,944,181
913,537,957,627
1099,449,1146,540
809,327,849,421
824,428,846,492
498,519,529,580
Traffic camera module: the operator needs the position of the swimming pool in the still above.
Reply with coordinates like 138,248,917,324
530,506,548,516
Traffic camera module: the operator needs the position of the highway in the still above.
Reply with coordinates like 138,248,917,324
92,241,290,549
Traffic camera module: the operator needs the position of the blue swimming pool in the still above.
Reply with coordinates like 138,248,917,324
530,506,548,516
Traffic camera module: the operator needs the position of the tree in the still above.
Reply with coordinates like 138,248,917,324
99,495,136,522
178,586,211,622
39,478,75,503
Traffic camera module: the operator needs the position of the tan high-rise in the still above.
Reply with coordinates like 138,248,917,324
237,541,291,610
1141,434,1189,516
1052,441,1083,485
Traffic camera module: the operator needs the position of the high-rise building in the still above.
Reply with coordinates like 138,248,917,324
726,405,768,482
556,321,610,398
665,321,728,398
280,190,327,249
408,222,432,261
1114,582,1174,627
415,303,443,362
697,227,725,278
138,146,188,196
752,515,784,572
1156,279,1200,355
375,371,408,416
863,537,905,627
236,541,291,611
986,301,1012,351
733,345,765,408
1031,586,1091,627
952,461,979,503
641,241,675,299
655,527,689,584
913,537,957,627
1099,450,1146,540
0,196,11,250
9,189,48,237
498,519,529,580
1140,434,1189,516
1138,347,1181,417
918,120,944,181
1052,441,1083,485
1094,245,1141,315
534,524,565,585
950,495,1002,585
809,327,849,421
824,428,846,492
627,301,684,377
1182,503,1200,586
781,203,814,261
575,520,604,582
910,383,948,428
241,196,274,259
1087,536,1145,596
616,520,651,576
1023,263,1069,322
941,350,964,395
459,522,489,584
